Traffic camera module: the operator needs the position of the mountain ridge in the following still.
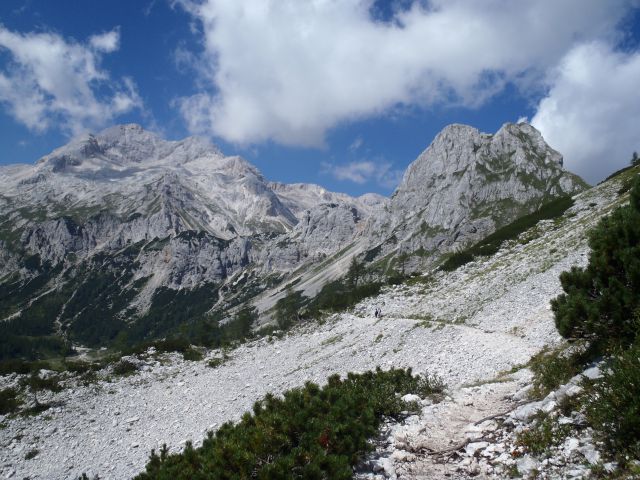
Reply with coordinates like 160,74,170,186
0,121,586,349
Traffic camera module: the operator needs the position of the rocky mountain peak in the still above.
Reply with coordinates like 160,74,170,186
363,122,587,267
34,124,223,174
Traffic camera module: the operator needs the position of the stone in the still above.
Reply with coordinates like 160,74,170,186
563,437,580,456
516,456,539,477
566,467,588,478
400,394,421,403
465,441,489,457
581,366,602,380
578,444,601,464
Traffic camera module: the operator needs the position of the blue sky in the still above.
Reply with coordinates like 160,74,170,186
1,1,639,196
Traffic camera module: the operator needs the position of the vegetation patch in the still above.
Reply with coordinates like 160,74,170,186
552,178,640,353
181,347,204,362
24,448,39,460
135,368,444,480
528,345,588,399
587,342,640,460
516,411,573,455
546,174,640,471
440,195,574,272
207,353,230,369
0,387,22,415
113,359,139,376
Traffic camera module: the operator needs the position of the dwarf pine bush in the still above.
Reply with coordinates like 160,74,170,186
549,170,640,465
135,368,443,480
552,176,640,352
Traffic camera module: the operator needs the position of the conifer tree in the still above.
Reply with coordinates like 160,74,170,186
346,256,364,288
552,176,640,350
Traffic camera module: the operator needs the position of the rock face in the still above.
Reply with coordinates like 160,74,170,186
363,123,587,268
0,122,586,346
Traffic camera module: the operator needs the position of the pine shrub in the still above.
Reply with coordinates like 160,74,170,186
135,368,443,480
551,176,640,352
113,359,138,376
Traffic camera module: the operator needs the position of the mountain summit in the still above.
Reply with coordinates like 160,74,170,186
361,123,586,267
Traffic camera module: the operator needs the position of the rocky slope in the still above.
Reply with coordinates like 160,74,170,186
0,122,585,349
0,160,630,480
362,123,587,271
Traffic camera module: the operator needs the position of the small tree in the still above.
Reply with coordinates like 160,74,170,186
346,257,365,289
225,306,257,341
551,176,640,350
274,287,306,330
631,151,639,166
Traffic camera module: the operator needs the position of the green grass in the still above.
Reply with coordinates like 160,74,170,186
515,411,572,455
528,346,587,399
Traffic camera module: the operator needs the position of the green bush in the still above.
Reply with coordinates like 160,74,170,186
0,387,22,415
528,346,589,399
135,368,444,480
274,287,308,330
551,176,640,351
21,371,63,393
546,171,640,471
24,448,39,460
0,358,52,375
113,359,138,376
587,342,640,460
515,411,572,455
207,353,229,369
181,347,203,362
307,280,382,316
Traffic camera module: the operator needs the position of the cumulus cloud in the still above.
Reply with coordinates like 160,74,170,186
0,26,142,135
322,159,403,189
531,42,640,183
175,0,632,147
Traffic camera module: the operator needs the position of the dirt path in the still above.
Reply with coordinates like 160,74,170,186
370,372,530,479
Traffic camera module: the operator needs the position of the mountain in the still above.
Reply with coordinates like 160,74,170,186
360,123,587,271
0,122,586,351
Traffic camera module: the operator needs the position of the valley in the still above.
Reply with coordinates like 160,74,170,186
0,163,629,479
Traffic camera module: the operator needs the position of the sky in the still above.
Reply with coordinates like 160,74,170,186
0,1,639,197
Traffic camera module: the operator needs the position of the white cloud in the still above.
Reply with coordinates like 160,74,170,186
0,26,141,135
531,42,640,183
176,0,633,147
322,159,403,189
89,30,120,53
349,136,364,152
